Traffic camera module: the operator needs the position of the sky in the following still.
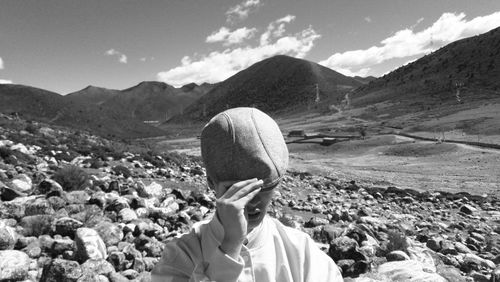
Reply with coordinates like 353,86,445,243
1,0,500,94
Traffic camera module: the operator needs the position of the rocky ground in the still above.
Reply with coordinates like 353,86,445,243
0,113,499,282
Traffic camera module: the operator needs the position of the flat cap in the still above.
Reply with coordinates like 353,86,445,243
201,107,288,190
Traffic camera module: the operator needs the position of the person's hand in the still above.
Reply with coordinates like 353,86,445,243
215,178,263,259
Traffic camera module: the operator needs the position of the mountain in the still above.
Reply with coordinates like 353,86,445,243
100,81,212,121
0,80,216,138
171,55,363,121
65,85,121,106
0,84,67,120
351,26,500,109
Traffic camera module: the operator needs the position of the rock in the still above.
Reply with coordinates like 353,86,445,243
80,258,115,277
455,242,472,253
459,204,477,215
75,228,107,262
40,258,83,282
108,272,129,282
106,198,130,213
55,217,84,237
64,191,90,205
51,238,75,256
436,265,467,282
94,222,124,247
118,208,138,223
0,250,30,281
138,181,163,198
491,266,500,282
20,215,54,237
440,240,458,255
108,251,127,272
304,216,329,227
329,236,364,262
0,224,17,250
121,269,139,279
378,260,446,282
10,174,32,193
25,197,55,215
37,179,64,195
0,186,27,201
386,250,410,261
426,237,442,252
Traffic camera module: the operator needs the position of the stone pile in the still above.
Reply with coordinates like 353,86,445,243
0,116,499,281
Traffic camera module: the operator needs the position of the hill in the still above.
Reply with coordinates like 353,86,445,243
171,55,363,122
351,26,500,111
0,84,67,121
0,81,216,138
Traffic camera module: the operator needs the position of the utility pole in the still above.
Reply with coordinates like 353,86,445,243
315,83,320,103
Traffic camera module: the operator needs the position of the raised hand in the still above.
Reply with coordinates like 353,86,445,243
215,178,263,259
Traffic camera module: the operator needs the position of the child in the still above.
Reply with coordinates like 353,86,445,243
152,107,343,281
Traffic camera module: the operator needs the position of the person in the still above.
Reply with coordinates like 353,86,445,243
152,107,343,282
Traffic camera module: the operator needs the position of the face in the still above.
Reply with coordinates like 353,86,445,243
212,178,275,233
245,188,274,232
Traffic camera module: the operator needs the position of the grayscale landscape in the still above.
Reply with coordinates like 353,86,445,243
0,1,499,281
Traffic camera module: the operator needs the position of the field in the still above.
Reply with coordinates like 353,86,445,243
156,99,500,197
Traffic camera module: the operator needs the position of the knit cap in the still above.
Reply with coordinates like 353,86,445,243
201,107,289,190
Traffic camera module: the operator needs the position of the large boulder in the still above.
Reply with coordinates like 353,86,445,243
75,228,107,262
0,250,31,281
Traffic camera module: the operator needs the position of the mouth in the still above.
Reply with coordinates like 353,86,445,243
247,208,262,221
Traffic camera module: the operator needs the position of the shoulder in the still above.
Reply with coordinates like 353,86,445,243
268,217,312,242
152,220,209,276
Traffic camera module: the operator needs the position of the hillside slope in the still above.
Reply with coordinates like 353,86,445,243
352,26,500,109
172,55,363,121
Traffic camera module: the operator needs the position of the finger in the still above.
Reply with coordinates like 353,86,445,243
221,178,258,199
235,187,262,207
229,179,263,200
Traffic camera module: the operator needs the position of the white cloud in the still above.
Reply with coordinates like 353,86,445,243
226,0,262,23
0,79,12,84
0,57,3,69
320,11,500,77
364,17,372,23
206,27,258,46
105,48,127,64
140,56,155,62
158,16,320,87
260,15,296,46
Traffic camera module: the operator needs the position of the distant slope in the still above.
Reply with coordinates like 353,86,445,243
0,84,66,120
101,81,213,121
65,85,121,106
352,26,500,108
172,55,363,121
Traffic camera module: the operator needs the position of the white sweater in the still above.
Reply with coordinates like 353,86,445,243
151,215,343,282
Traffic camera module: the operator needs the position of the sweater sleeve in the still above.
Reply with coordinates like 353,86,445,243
205,247,245,282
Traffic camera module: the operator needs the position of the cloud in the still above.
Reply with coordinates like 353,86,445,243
226,0,262,23
260,15,296,45
0,57,4,69
364,17,372,23
320,11,500,77
140,56,155,62
206,27,258,46
158,16,320,87
0,79,12,84
105,48,127,64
